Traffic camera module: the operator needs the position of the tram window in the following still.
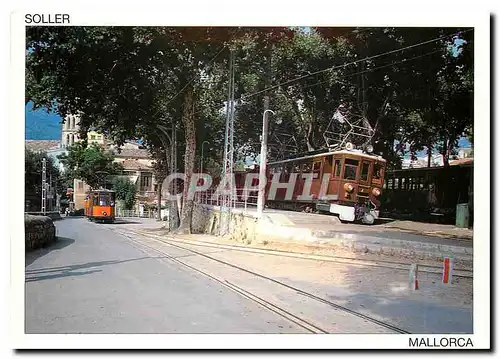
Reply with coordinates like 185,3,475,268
99,193,110,206
334,160,342,177
302,163,312,173
312,161,322,179
372,164,384,183
360,161,370,181
394,178,399,190
326,155,333,167
387,178,393,189
293,162,301,173
343,159,358,180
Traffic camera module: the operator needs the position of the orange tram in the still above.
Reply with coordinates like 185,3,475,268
84,189,116,223
265,148,387,224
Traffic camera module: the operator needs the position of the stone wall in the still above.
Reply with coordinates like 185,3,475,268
26,211,62,221
191,204,280,245
25,214,57,251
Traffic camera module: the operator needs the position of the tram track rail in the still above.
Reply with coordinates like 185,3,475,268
128,229,473,279
113,227,411,334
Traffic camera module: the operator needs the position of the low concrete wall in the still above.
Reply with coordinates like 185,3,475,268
190,204,473,264
25,214,57,251
191,204,312,245
26,211,62,221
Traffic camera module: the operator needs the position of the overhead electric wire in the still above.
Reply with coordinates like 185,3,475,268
299,48,444,91
238,28,473,101
186,47,447,119
167,28,472,121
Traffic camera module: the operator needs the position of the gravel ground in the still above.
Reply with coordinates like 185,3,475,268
110,219,473,334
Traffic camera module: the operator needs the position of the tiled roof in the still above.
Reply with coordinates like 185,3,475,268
112,148,150,159
25,140,61,152
119,159,152,170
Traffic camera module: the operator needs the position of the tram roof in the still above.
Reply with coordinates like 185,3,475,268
268,149,386,165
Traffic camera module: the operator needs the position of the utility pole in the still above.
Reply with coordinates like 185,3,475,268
256,45,272,218
221,48,236,235
157,124,179,230
49,172,53,211
257,110,275,217
41,158,47,215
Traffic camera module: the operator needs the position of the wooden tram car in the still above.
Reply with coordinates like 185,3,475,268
84,189,116,223
382,160,473,223
264,148,387,224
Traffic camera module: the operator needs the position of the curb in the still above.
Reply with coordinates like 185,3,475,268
306,231,473,262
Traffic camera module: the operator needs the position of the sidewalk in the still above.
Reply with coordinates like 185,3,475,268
379,220,473,240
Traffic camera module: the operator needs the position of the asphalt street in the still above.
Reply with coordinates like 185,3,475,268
25,217,473,334
25,217,307,334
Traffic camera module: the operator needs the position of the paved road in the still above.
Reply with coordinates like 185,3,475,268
25,217,472,334
25,218,307,334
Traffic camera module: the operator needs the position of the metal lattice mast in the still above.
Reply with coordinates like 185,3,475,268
41,158,47,214
220,49,236,235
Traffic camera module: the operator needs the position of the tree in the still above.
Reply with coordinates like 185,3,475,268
112,177,137,210
149,145,169,220
26,26,473,222
25,149,62,211
58,142,122,189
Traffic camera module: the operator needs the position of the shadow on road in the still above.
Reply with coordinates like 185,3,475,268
107,219,143,225
25,269,103,282
25,237,75,267
25,256,171,282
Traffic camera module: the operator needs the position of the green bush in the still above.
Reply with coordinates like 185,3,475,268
112,177,137,210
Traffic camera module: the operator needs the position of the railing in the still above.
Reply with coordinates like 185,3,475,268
115,209,157,218
194,188,259,213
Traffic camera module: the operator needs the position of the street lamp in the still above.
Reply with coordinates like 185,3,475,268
200,140,209,176
256,109,276,217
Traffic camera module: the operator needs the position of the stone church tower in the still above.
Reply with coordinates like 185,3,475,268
61,114,80,148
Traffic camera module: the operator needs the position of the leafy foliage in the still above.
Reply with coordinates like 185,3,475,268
111,177,137,210
58,142,122,189
26,26,474,227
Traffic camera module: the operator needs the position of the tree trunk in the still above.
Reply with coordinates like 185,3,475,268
427,143,432,168
306,122,315,151
177,88,196,234
156,182,162,220
442,139,450,167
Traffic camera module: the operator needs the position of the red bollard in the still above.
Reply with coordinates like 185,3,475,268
442,257,454,284
409,264,419,290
